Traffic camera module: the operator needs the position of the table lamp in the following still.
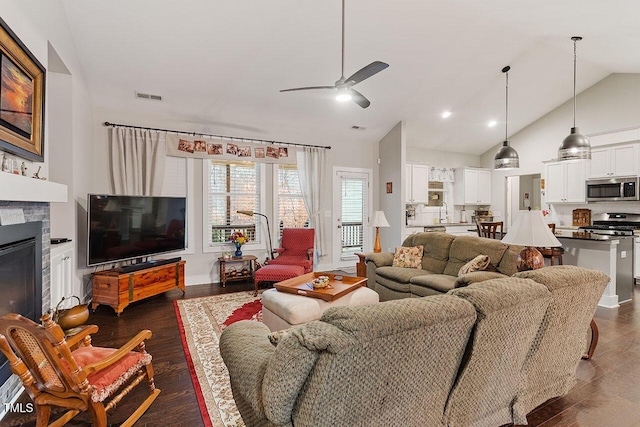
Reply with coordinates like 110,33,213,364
372,210,390,253
501,208,561,271
237,210,274,260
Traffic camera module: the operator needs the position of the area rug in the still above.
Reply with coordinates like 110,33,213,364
174,291,263,427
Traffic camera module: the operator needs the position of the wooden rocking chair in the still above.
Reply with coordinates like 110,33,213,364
0,312,160,427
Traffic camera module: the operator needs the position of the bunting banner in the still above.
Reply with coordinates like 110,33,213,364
165,133,296,164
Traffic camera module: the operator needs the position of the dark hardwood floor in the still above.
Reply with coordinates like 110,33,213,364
3,280,640,426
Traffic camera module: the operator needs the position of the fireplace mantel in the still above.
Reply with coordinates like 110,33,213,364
0,173,67,203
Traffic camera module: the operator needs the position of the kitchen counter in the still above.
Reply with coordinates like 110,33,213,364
554,229,635,242
556,233,633,308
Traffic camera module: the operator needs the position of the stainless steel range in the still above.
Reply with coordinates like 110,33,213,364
579,212,640,236
579,212,637,303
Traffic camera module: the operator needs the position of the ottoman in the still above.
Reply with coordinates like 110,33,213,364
254,264,305,296
261,286,380,331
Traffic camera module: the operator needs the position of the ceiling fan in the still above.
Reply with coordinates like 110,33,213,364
280,0,389,108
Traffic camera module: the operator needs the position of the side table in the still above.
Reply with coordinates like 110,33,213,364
218,255,257,287
355,253,369,278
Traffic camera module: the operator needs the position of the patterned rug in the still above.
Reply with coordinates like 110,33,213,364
174,291,263,427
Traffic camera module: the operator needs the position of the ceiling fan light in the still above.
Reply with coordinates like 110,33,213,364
494,141,520,170
558,127,591,160
336,87,352,102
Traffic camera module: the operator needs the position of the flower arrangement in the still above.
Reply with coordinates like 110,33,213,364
229,231,249,245
542,209,550,217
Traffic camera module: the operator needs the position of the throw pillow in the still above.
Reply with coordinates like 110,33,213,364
392,245,424,269
268,328,293,346
458,254,491,276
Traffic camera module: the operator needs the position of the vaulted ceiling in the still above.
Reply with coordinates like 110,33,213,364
62,0,640,155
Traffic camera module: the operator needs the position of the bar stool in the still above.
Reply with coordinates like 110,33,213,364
538,223,564,265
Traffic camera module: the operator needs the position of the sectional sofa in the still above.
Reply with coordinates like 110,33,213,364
364,231,523,300
219,266,609,427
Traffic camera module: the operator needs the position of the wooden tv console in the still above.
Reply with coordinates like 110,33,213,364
91,260,185,315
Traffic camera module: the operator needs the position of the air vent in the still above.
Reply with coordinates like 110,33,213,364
351,125,366,130
135,92,163,101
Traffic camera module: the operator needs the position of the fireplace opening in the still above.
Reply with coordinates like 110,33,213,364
0,222,42,385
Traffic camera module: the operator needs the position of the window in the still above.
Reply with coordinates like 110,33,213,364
277,165,309,236
204,160,262,248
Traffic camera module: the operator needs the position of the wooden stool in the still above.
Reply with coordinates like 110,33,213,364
539,223,564,265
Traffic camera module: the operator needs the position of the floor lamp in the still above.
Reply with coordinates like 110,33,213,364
372,210,390,253
501,208,561,271
237,210,274,260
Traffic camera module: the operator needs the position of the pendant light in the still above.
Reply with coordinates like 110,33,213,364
558,36,591,161
494,65,519,170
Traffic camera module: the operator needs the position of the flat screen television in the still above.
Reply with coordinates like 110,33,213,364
87,194,186,267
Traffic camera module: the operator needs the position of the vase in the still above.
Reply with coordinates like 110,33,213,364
234,243,243,257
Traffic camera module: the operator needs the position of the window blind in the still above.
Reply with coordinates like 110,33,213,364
206,160,261,245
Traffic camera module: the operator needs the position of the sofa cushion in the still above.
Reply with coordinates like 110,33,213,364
443,236,507,277
454,271,508,288
409,274,457,293
392,245,424,268
376,266,433,284
497,245,524,276
404,232,454,274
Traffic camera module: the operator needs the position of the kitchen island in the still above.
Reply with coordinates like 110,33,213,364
555,229,633,308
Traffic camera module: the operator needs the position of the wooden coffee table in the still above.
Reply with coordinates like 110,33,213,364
274,272,367,302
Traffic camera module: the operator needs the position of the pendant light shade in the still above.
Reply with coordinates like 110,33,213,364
558,37,591,161
494,66,519,170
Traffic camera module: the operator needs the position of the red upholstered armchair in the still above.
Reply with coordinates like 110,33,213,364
267,228,315,272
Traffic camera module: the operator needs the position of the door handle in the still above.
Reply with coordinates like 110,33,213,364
337,225,342,228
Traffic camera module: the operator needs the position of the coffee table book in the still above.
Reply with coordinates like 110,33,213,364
274,272,367,302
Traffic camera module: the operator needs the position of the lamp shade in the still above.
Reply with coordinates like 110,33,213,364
558,127,591,161
372,211,390,227
501,210,561,247
494,141,520,170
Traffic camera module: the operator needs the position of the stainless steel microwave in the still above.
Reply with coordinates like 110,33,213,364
586,177,639,202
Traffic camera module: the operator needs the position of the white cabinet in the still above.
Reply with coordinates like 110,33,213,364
405,164,429,203
50,242,74,309
403,226,424,238
587,143,638,178
453,168,492,205
545,161,586,203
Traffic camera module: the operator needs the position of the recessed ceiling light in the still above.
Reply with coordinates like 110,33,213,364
488,120,497,127
441,111,452,119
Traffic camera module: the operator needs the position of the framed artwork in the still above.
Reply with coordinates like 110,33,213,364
0,17,45,161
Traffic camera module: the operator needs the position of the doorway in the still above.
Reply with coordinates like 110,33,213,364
506,173,541,229
332,167,372,267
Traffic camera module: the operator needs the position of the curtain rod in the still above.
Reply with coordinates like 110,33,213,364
103,121,331,150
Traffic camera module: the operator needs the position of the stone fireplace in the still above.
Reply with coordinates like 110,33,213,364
0,201,51,413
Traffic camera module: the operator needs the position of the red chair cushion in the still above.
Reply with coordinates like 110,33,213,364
71,346,152,402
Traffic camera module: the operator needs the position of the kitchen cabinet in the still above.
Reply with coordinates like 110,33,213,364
50,241,74,309
587,143,638,178
545,160,586,203
405,163,429,203
453,168,492,205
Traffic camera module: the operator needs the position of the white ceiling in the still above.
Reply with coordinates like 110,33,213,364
61,0,640,155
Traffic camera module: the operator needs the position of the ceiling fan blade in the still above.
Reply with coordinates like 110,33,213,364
346,61,389,85
280,86,335,93
351,89,370,108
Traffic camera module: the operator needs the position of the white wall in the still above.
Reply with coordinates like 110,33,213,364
1,0,95,295
378,121,404,252
407,146,481,168
480,73,640,227
91,107,378,285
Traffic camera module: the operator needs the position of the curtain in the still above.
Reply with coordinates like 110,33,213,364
296,147,326,263
110,127,165,195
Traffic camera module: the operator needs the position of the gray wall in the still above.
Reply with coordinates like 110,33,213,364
378,121,404,252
